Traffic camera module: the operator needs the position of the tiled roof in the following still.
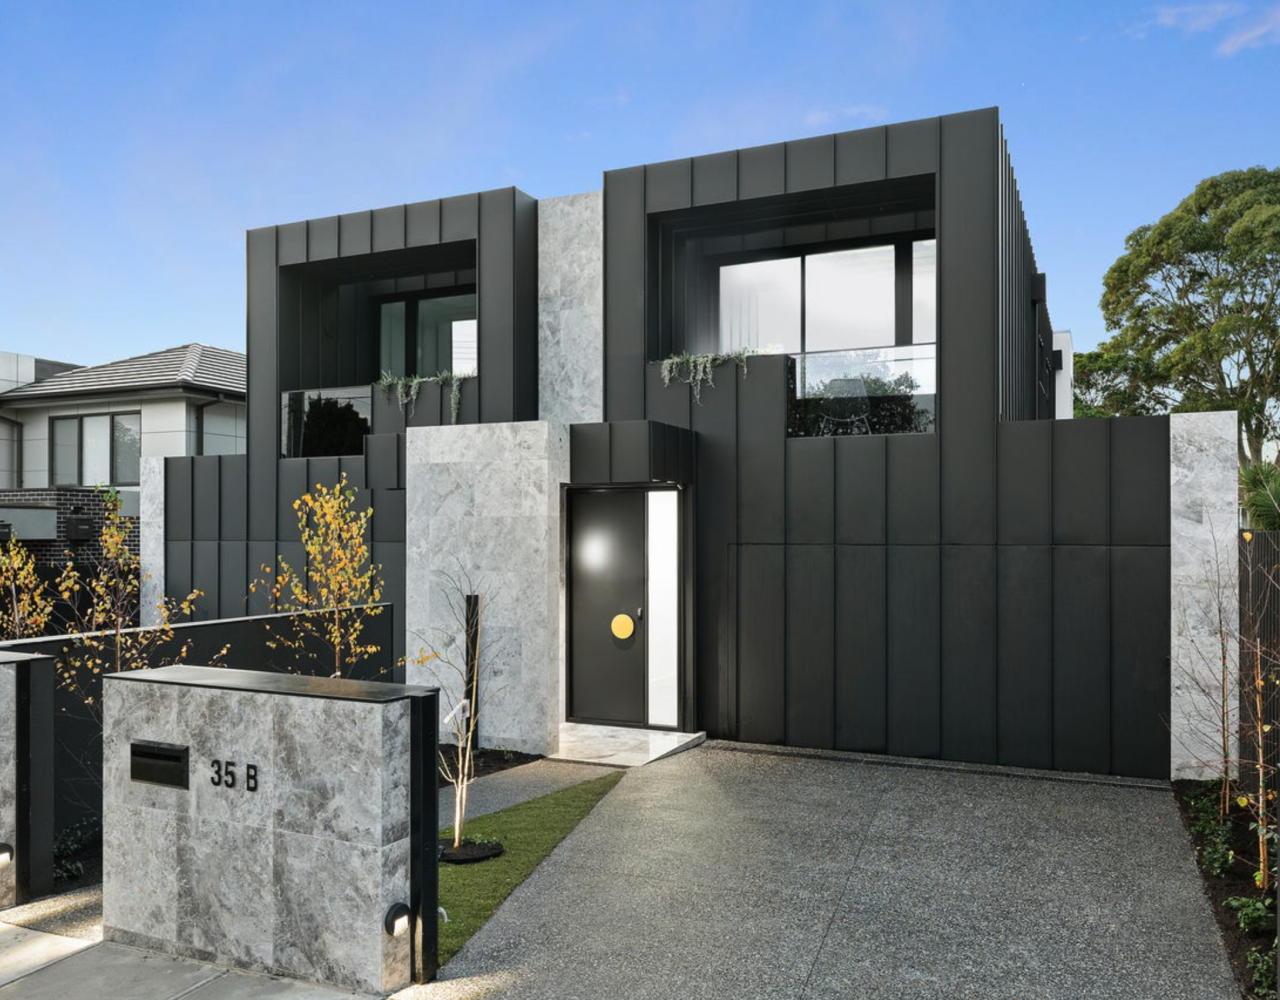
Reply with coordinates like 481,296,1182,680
0,344,245,400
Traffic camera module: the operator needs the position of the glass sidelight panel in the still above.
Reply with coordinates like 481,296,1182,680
646,490,680,728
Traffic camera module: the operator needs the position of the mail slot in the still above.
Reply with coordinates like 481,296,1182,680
130,740,189,789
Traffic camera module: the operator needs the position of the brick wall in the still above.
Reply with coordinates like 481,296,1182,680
0,488,141,568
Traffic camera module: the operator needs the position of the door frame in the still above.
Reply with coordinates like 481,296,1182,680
564,484,691,732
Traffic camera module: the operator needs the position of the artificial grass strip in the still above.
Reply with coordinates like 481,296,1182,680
437,770,624,965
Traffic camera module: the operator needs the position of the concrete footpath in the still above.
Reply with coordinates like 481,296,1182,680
0,759,616,999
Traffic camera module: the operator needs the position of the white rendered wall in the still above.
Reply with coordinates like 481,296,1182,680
1169,410,1240,780
538,191,604,425
1053,330,1074,419
404,422,570,755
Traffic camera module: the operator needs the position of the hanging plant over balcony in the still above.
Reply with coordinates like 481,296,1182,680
376,371,428,417
376,370,475,425
425,371,474,426
659,350,750,405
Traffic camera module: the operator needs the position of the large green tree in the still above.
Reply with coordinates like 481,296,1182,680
1082,166,1280,465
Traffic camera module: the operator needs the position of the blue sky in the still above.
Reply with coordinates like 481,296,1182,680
0,1,1276,365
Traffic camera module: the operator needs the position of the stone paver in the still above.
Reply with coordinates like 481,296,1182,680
0,922,92,987
404,742,1238,1000
0,942,224,998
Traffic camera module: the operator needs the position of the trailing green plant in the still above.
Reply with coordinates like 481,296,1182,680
1226,894,1276,934
1186,783,1236,875
425,371,474,425
1243,463,1280,531
1247,940,1277,998
660,350,750,405
376,371,429,418
53,816,100,882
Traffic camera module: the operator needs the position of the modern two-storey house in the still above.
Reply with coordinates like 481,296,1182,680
152,108,1229,781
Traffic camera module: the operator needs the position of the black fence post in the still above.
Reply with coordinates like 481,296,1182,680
9,652,54,904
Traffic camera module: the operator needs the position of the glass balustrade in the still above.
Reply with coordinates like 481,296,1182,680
786,345,936,437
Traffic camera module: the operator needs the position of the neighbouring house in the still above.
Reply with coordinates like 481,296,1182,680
151,107,1237,780
0,343,245,568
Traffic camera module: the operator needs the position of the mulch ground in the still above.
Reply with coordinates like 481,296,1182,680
441,747,542,783
1173,779,1277,999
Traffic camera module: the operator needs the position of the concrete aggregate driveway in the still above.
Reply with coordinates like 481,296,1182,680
410,742,1237,1000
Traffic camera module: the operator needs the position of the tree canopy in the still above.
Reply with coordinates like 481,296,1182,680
1078,166,1280,465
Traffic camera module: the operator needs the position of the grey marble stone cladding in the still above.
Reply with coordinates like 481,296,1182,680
405,421,570,755
538,191,604,426
1169,410,1239,780
0,663,14,908
101,673,413,994
139,456,165,628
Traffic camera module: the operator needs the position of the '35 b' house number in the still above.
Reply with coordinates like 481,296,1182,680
210,760,259,792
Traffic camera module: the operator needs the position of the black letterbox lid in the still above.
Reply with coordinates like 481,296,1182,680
130,740,189,789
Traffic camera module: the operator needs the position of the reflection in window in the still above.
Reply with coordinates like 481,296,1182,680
49,413,142,485
788,346,936,437
281,386,371,458
380,302,406,377
719,258,801,355
805,246,896,352
112,413,141,484
717,240,936,357
912,239,936,344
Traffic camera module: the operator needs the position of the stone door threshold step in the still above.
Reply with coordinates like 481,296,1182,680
552,722,705,767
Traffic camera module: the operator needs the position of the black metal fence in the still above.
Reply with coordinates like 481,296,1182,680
1241,531,1280,769
1,606,396,833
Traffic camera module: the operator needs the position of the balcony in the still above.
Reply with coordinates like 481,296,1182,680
786,345,936,437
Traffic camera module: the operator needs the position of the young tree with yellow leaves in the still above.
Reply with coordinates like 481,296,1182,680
0,535,54,639
254,473,385,678
55,490,205,710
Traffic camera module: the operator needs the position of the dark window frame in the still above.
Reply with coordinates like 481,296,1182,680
706,229,936,356
371,283,478,378
48,410,143,488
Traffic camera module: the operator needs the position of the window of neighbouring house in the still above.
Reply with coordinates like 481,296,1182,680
50,412,142,486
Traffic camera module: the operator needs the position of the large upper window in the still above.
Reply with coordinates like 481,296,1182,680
378,290,478,379
51,412,141,486
718,240,935,355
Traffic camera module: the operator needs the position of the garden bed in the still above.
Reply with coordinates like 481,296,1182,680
1174,780,1277,999
441,746,542,783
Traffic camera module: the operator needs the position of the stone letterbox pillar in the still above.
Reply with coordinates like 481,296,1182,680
102,665,438,993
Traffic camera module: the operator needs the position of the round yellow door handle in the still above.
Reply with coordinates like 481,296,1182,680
611,613,635,640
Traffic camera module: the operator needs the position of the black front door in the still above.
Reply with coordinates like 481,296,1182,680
568,490,646,725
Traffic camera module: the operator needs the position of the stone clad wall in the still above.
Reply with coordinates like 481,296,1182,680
1169,410,1240,780
102,673,413,994
538,191,603,426
139,456,165,627
405,421,570,755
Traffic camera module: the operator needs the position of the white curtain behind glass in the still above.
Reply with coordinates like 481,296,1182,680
718,258,801,355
